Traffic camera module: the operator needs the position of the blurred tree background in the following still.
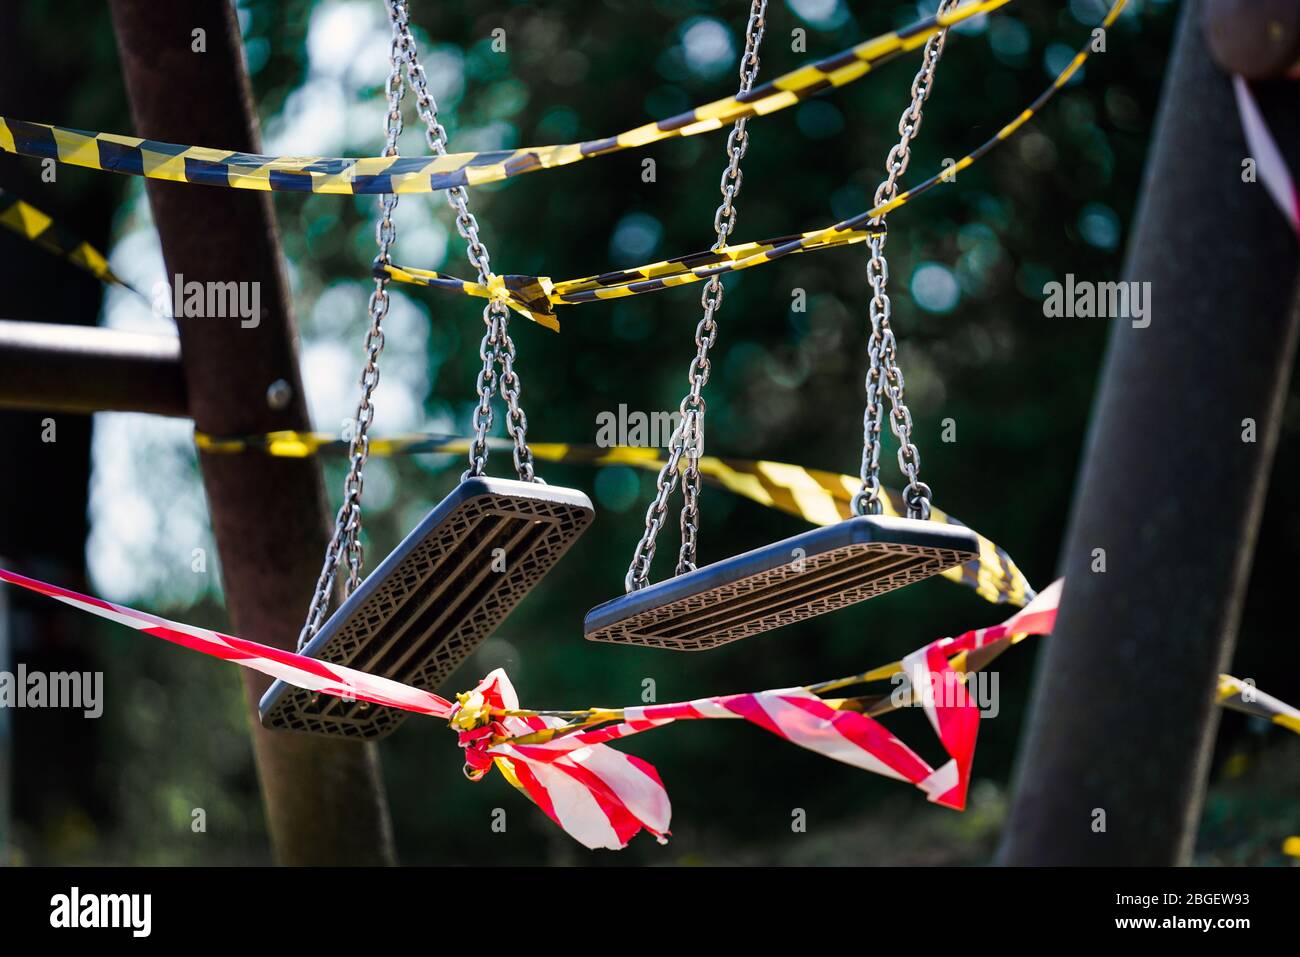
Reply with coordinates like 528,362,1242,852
2,0,1297,865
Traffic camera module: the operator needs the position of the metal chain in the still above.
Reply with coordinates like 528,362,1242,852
853,0,960,522
624,0,767,592
298,0,542,649
387,0,538,483
297,21,407,649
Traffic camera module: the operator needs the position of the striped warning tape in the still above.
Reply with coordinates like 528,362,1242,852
0,566,1292,852
378,268,567,331
0,1,1125,331
380,224,885,330
1216,675,1300,735
0,186,131,289
379,0,1128,328
192,429,1033,608
0,0,1010,196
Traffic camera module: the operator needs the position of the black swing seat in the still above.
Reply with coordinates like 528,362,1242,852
584,515,979,651
261,476,593,740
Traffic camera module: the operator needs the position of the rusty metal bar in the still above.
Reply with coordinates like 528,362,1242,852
0,320,188,416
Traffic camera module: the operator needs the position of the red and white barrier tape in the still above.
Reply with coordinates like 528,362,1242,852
0,564,1058,849
1,568,1292,850
0,568,454,719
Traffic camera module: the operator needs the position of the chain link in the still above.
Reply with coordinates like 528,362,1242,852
298,0,544,649
853,0,960,522
385,0,538,483
297,21,408,649
624,0,767,592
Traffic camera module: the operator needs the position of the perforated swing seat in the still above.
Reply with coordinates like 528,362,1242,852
261,476,593,739
584,515,978,651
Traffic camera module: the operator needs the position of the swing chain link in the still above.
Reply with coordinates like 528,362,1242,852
298,0,542,650
385,0,538,484
297,17,408,650
853,0,959,523
624,0,767,592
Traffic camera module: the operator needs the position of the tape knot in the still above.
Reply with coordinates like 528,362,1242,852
451,688,494,731
484,272,509,302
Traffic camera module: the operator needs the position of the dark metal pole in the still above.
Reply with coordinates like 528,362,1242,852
0,320,187,416
108,0,396,864
999,0,1300,865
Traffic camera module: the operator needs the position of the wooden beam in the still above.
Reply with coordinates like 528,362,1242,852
0,320,188,416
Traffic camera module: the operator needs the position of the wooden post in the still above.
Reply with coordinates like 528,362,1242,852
998,0,1300,865
107,0,397,864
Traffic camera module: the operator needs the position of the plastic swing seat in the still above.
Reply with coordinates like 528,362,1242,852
261,476,593,739
584,515,978,651
582,0,988,654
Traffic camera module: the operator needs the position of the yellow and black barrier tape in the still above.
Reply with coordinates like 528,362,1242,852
379,0,1127,328
2,0,1124,331
379,224,884,330
192,429,1034,608
1216,675,1300,735
0,0,1011,196
0,186,131,290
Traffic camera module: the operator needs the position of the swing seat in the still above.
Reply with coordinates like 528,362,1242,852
584,515,978,651
261,476,593,739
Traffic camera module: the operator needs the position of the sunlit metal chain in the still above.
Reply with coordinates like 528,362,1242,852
297,23,407,650
388,0,538,483
624,0,767,592
853,0,959,522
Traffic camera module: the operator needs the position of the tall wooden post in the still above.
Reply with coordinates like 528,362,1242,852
108,0,397,864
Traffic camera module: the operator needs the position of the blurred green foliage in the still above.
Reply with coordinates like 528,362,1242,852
8,0,1299,866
